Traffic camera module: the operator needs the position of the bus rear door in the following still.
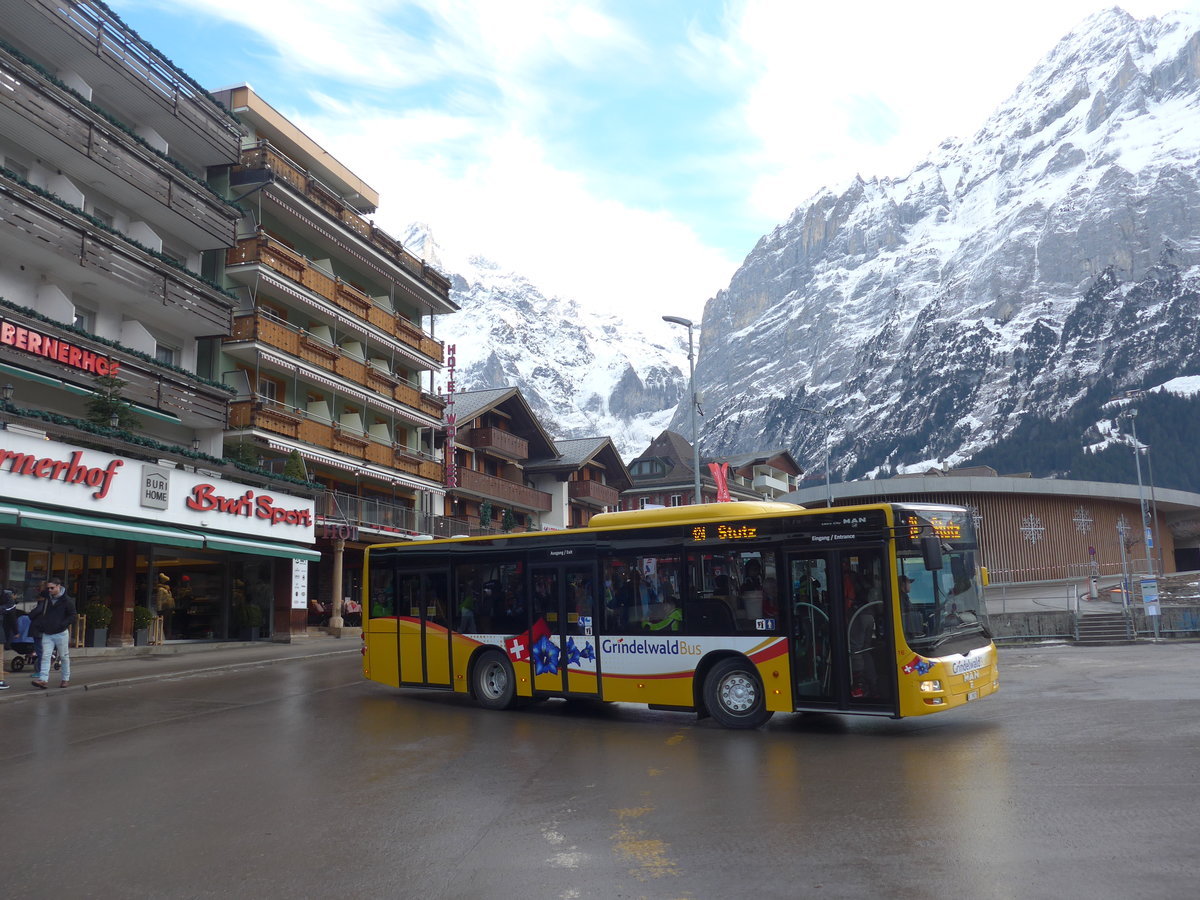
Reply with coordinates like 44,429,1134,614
529,561,601,696
397,570,450,686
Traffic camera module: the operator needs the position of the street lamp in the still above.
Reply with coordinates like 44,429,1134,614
1124,410,1154,580
798,406,832,507
662,315,702,504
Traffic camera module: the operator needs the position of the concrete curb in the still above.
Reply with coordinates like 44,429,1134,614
81,647,358,691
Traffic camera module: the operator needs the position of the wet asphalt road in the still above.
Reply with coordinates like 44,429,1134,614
2,642,1199,899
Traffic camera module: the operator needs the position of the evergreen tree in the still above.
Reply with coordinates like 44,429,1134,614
86,372,141,430
282,449,307,481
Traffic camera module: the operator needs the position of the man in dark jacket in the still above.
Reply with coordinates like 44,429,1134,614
29,576,76,688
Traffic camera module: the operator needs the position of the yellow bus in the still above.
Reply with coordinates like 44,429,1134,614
360,501,998,728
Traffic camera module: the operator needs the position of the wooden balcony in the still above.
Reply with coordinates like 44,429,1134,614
13,0,242,162
0,175,233,332
466,426,529,460
226,234,444,364
229,400,443,481
226,313,446,420
234,142,452,301
568,480,620,509
453,468,552,512
0,48,238,249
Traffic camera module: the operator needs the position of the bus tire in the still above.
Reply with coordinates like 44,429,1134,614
704,657,773,729
473,650,516,711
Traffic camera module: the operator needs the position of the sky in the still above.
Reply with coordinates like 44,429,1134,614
110,0,1197,330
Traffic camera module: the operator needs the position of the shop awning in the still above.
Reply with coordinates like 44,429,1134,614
198,532,321,562
2,503,207,549
0,503,320,561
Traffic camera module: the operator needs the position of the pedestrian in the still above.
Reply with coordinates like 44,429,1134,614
0,588,17,690
29,576,76,689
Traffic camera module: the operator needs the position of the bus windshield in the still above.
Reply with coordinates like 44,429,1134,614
896,511,989,653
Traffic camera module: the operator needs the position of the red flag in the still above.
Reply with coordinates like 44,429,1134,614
708,461,731,502
505,617,551,661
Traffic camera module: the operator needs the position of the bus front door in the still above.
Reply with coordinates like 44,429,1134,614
788,554,836,706
789,549,894,711
529,563,601,696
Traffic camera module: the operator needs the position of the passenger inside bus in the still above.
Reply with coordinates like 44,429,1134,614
848,592,883,699
740,558,764,618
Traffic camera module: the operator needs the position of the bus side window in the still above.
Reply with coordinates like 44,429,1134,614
424,572,448,626
368,565,395,618
454,564,481,633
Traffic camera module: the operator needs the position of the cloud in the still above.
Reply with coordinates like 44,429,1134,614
118,0,1197,328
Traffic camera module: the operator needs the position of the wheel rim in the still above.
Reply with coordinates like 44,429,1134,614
479,661,508,701
718,671,758,714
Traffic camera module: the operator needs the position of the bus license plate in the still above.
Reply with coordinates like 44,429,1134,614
966,690,979,701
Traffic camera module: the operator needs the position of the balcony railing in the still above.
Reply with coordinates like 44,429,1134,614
23,0,242,159
226,233,444,364
466,426,529,460
230,400,444,481
453,468,553,512
318,490,470,538
0,48,238,248
752,473,791,494
568,480,620,508
234,142,451,301
227,313,445,419
0,175,233,332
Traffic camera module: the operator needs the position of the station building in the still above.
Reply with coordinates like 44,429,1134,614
784,467,1200,584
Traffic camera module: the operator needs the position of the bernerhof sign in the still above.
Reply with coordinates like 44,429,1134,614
0,430,315,543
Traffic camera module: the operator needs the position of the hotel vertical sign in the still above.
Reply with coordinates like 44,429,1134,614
444,343,457,488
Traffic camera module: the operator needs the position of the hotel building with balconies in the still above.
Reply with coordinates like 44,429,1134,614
0,0,318,645
210,85,458,618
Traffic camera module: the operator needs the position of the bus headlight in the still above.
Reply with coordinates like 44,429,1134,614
919,680,943,693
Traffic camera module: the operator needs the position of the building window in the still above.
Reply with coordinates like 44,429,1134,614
155,343,178,366
73,308,95,332
257,377,279,402
91,207,114,228
160,244,187,267
669,494,682,507
638,497,649,510
196,337,217,380
4,157,29,181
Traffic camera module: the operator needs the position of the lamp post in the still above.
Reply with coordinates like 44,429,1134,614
662,315,702,504
798,406,832,507
1124,410,1154,580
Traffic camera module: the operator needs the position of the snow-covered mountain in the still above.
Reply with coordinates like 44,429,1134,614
406,225,688,458
686,7,1200,482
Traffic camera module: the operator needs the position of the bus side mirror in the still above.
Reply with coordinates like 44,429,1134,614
980,566,989,586
921,535,943,571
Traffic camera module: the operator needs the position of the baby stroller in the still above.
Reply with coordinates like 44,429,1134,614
7,614,59,673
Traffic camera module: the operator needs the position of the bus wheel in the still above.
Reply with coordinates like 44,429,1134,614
705,658,773,729
473,650,516,711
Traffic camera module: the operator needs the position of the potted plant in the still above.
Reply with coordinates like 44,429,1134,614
132,605,154,646
83,601,112,647
233,603,264,641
